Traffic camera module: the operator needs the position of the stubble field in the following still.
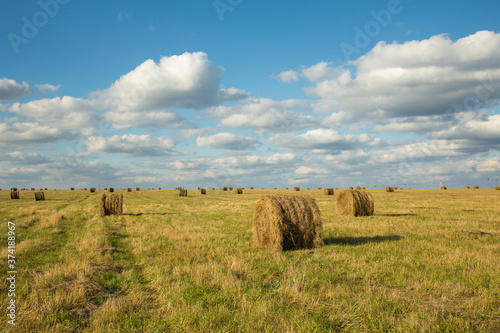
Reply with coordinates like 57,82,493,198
0,188,499,332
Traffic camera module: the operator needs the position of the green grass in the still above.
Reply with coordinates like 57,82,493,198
1,188,499,332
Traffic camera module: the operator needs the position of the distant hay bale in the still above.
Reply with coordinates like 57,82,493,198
179,189,188,197
34,191,45,201
465,186,470,189
159,188,161,190
324,188,334,195
362,187,366,190
496,186,500,190
253,194,323,251
235,188,243,194
474,185,479,189
199,188,207,194
71,187,75,190
349,187,353,190
294,187,300,191
250,187,254,190
223,187,228,191
44,188,47,190
31,188,35,191
11,188,18,191
336,189,374,217
356,186,361,190
285,187,289,190
136,187,140,191
127,188,132,192
212,188,215,190
229,187,233,190
440,186,447,190
386,187,394,192
399,188,403,190
318,187,322,190
99,193,123,216
274,188,277,190
109,188,114,192
104,188,107,190
11,190,20,200
90,188,96,193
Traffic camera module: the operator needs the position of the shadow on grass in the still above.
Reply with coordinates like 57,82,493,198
324,235,403,246
125,212,172,216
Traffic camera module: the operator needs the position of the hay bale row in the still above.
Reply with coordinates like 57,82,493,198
179,189,187,197
324,188,334,195
235,188,243,194
99,194,123,216
11,191,19,200
336,189,374,217
253,194,323,251
294,187,300,191
34,191,45,201
199,188,207,195
386,187,394,192
474,185,479,189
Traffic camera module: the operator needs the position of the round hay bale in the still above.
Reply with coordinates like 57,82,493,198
440,186,447,190
199,188,207,194
10,190,20,200
250,187,254,190
179,189,188,197
234,188,243,194
318,187,322,190
228,187,233,190
294,187,300,191
324,188,334,195
223,187,228,191
90,188,96,193
473,185,479,189
71,187,75,190
253,194,323,251
356,186,361,190
136,187,140,191
386,187,394,192
109,188,114,193
362,187,366,190
465,186,470,189
127,188,132,192
34,191,45,201
336,189,374,217
99,193,123,216
349,187,353,190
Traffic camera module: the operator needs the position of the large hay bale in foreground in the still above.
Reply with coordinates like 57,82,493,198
336,189,374,217
34,191,45,201
386,187,394,192
11,191,19,200
474,185,479,189
179,189,188,197
199,188,207,194
324,188,334,195
99,194,123,216
253,194,323,251
235,188,243,194
294,187,300,191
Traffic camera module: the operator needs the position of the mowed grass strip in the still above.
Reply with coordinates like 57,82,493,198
0,189,499,332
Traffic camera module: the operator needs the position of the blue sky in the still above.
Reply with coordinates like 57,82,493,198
1,0,500,189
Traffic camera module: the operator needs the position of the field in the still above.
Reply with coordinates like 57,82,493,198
1,188,499,332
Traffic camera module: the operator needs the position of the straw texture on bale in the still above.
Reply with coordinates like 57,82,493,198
294,187,300,191
386,187,394,192
90,188,96,193
109,188,114,192
474,185,479,189
223,187,228,191
235,188,243,194
34,191,45,201
126,188,131,192
356,186,361,190
199,188,207,194
336,189,374,217
324,188,334,195
466,186,470,189
229,187,233,190
179,189,188,197
496,186,500,190
99,194,123,216
11,190,19,200
440,186,447,190
253,194,323,251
